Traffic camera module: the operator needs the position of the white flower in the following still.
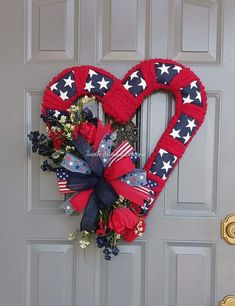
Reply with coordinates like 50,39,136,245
51,126,56,132
68,233,77,241
60,115,67,123
79,239,90,249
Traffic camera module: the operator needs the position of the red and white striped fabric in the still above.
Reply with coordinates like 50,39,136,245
133,185,155,199
108,140,134,166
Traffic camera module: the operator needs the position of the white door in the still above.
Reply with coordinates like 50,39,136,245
0,0,234,306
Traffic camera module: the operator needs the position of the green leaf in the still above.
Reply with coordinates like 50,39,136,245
51,151,61,159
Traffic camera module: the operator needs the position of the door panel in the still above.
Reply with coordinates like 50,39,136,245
163,242,216,306
0,1,234,306
165,92,221,216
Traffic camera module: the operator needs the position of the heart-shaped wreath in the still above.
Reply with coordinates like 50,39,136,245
28,59,207,260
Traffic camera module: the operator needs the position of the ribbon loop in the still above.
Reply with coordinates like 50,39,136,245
80,177,118,231
67,173,98,191
61,152,91,174
80,191,100,232
95,177,119,208
73,135,104,177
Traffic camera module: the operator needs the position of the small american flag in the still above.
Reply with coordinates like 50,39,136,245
56,168,74,194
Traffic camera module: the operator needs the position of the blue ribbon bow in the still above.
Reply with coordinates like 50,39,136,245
68,135,119,232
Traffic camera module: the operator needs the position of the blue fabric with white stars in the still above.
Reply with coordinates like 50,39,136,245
121,169,147,187
155,62,182,85
50,71,77,101
61,153,91,174
146,179,158,189
45,109,69,120
56,168,70,180
170,113,198,145
150,149,177,180
60,200,75,215
84,69,114,97
97,132,115,167
180,80,202,106
122,69,147,97
130,151,140,163
141,197,155,215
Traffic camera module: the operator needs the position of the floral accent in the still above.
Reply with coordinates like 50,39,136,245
96,221,107,236
28,96,156,260
122,219,146,242
109,207,139,235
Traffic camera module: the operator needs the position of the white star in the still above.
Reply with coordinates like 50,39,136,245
159,149,168,157
130,71,139,80
59,90,69,100
123,80,132,91
50,82,58,91
186,118,197,131
69,161,73,166
195,91,201,102
183,133,191,144
138,78,147,90
183,94,194,104
190,81,198,89
158,63,171,75
84,80,95,92
150,171,157,175
162,174,167,180
63,75,75,88
172,66,182,73
88,69,97,78
161,161,172,173
173,156,177,163
170,128,181,139
54,110,60,118
97,77,110,89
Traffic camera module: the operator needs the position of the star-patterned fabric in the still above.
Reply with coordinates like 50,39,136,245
121,169,147,187
45,109,69,120
122,69,147,97
170,113,198,144
97,132,115,167
84,69,114,97
50,71,77,101
140,197,155,215
61,153,91,174
180,80,202,106
60,199,75,215
150,149,177,180
155,62,182,85
146,179,158,189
